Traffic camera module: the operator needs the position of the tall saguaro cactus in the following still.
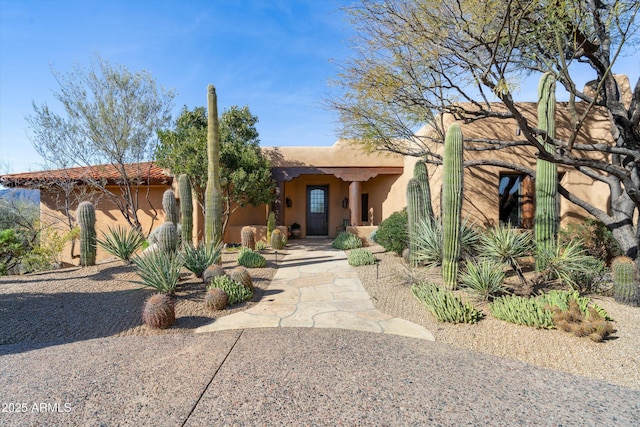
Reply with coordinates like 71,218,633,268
179,175,193,246
77,201,97,266
406,178,424,267
442,123,464,289
413,161,434,223
535,72,558,270
205,84,223,245
162,189,179,225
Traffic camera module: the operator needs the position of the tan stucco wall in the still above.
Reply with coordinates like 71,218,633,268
41,184,170,265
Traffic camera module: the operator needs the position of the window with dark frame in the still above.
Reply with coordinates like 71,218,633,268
361,193,369,223
499,173,534,229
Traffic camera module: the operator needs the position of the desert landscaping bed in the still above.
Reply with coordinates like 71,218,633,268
1,243,638,390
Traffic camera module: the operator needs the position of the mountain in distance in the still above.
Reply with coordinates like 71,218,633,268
0,188,40,204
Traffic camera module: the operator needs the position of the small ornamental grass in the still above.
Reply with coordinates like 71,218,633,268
411,282,483,324
207,274,253,305
332,232,363,250
237,248,267,268
131,250,182,294
97,225,145,262
181,240,223,278
459,259,507,301
347,248,377,266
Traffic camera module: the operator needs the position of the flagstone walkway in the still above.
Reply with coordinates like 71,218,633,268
196,240,434,340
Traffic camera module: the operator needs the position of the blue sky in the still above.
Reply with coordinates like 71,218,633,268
0,0,638,174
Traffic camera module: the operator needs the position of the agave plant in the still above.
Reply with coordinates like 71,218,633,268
412,217,480,268
131,250,183,294
459,258,508,301
97,225,146,262
479,223,534,287
535,240,604,291
181,240,223,278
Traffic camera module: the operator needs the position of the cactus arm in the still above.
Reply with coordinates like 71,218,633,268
442,123,464,290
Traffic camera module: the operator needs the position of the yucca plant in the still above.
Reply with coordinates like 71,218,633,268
535,240,604,291
97,225,146,262
459,259,508,301
181,240,223,279
479,224,534,287
413,217,480,268
131,250,183,294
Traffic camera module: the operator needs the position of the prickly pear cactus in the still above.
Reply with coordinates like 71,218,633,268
163,189,179,225
612,256,640,306
241,226,256,250
535,72,558,270
178,175,193,246
77,201,97,266
442,123,463,290
205,84,223,245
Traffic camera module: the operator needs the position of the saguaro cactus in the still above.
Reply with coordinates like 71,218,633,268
163,189,179,225
205,84,223,245
612,256,640,306
77,201,97,266
413,161,434,223
442,123,464,289
406,178,424,267
535,72,558,270
267,211,276,242
178,175,193,246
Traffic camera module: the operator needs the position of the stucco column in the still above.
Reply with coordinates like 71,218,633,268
349,181,361,226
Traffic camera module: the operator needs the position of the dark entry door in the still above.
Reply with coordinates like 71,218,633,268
306,185,329,236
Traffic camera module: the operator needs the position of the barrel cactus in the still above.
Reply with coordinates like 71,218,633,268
270,228,286,250
178,175,193,246
612,256,639,306
203,264,226,284
142,293,176,329
535,72,558,270
157,222,178,254
406,178,424,267
230,266,253,291
204,287,228,311
442,123,463,289
77,201,97,266
205,84,223,245
241,226,256,250
163,189,179,225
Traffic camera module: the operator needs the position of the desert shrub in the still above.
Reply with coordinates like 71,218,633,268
559,218,622,265
237,248,267,268
489,295,554,328
375,210,408,255
459,259,507,301
131,250,182,294
332,232,362,250
181,240,223,278
411,282,483,324
368,229,377,243
208,274,253,305
347,248,377,266
98,225,145,262
255,240,267,251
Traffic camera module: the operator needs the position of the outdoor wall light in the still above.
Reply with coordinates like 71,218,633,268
285,197,292,208
342,198,349,208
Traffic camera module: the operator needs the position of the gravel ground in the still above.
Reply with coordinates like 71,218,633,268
354,244,640,390
1,243,638,391
0,249,277,346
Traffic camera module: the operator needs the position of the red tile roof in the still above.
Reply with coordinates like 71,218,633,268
0,162,172,188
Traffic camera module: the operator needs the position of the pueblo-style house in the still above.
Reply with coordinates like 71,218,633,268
1,78,628,265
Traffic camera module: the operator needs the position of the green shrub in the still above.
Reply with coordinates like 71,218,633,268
459,259,507,301
489,295,554,328
98,225,145,262
411,282,483,324
131,250,182,294
207,274,253,305
559,218,622,265
375,210,408,255
332,232,362,250
181,240,223,278
237,247,267,268
347,248,377,266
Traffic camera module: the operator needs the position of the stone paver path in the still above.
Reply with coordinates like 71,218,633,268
196,240,434,340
